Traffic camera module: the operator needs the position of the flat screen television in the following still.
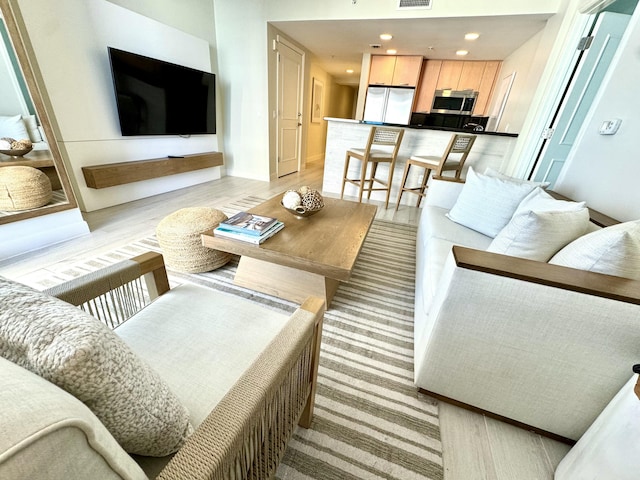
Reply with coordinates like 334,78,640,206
107,47,216,136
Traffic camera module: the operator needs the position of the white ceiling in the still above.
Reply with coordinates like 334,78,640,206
271,14,553,85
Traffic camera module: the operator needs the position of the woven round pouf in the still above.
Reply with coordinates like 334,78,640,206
156,207,232,273
0,166,52,211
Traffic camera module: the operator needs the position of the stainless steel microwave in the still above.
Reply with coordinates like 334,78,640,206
431,89,478,115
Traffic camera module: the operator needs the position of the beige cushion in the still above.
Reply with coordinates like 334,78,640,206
0,356,146,480
488,188,590,261
446,166,537,237
549,220,640,280
0,276,193,457
115,284,295,477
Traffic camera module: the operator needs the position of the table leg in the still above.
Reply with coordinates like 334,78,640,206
233,256,339,309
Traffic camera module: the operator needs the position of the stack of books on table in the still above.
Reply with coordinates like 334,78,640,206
213,211,284,244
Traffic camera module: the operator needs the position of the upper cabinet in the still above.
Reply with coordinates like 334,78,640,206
473,61,501,116
435,61,464,90
415,59,502,115
368,55,423,87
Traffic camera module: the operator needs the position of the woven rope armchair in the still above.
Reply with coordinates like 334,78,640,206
40,252,324,479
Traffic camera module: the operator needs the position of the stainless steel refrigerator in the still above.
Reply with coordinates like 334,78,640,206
363,86,415,125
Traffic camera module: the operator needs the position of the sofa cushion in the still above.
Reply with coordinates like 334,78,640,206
0,276,193,457
417,205,492,316
487,188,590,261
446,167,537,237
114,284,296,477
0,356,146,480
549,220,640,280
115,283,293,427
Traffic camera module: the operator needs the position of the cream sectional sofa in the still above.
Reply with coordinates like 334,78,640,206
0,252,324,479
414,170,640,443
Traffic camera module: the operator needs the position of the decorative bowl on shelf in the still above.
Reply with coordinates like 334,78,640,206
281,187,324,219
0,146,33,159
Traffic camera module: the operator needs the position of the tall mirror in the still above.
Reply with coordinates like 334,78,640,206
0,0,77,225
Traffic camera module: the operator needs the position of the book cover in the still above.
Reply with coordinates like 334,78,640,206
219,211,278,236
214,221,284,244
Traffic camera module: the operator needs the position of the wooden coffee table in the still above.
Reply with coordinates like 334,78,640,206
201,193,377,308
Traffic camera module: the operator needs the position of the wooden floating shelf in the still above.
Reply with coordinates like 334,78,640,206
82,151,223,189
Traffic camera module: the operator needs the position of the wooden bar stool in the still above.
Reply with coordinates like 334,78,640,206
340,126,404,209
395,133,476,210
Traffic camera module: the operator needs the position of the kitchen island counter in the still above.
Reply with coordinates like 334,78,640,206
322,117,519,207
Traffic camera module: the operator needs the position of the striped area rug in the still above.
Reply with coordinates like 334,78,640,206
24,197,443,480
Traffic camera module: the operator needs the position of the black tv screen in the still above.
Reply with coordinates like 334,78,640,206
108,47,216,136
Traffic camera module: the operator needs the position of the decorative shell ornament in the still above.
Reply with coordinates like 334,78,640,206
281,187,324,218
0,137,33,158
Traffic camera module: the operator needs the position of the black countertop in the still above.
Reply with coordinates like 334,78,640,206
322,117,518,138
361,121,519,137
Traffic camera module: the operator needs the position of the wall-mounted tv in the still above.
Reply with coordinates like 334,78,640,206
108,47,216,136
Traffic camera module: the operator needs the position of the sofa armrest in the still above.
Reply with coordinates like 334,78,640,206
44,252,170,327
156,296,324,480
416,247,640,441
452,246,640,305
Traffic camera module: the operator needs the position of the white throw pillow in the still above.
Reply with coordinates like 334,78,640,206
446,166,537,237
549,220,640,280
514,187,586,215
0,114,30,141
0,276,194,457
484,167,550,188
488,210,590,261
488,188,589,261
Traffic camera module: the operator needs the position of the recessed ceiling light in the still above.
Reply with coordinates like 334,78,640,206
380,33,393,40
456,50,469,56
387,49,397,55
346,69,354,73
465,32,480,41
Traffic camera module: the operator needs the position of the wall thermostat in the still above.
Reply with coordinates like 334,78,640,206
599,118,622,135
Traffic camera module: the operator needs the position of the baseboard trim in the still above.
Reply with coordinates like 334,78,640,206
419,388,576,446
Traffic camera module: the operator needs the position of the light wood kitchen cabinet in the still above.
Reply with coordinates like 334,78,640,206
368,55,396,85
417,59,501,114
368,55,423,86
392,55,423,86
458,61,487,91
473,61,501,115
414,59,441,112
436,61,464,90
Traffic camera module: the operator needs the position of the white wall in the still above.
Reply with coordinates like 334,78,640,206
488,31,544,134
555,6,640,221
15,0,221,212
214,0,271,180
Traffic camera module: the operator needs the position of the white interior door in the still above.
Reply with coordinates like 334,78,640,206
276,41,303,177
532,12,630,187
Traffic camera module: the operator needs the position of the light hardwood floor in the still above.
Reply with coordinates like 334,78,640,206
0,160,570,478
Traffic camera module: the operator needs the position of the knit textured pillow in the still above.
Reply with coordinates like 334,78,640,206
0,276,193,457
